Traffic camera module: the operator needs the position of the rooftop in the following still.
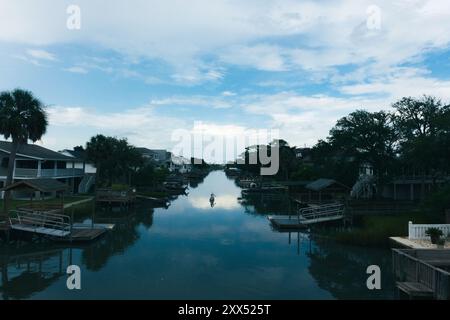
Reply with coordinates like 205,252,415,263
306,178,350,191
0,141,75,161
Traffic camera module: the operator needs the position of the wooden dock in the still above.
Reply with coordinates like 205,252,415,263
57,228,106,242
392,249,450,300
96,188,136,205
268,203,345,229
396,282,434,299
7,210,112,243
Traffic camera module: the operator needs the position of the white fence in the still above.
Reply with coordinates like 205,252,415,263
408,221,450,240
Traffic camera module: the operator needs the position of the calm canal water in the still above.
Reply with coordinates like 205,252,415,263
0,171,395,300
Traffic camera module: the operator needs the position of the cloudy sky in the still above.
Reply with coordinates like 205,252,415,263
1,0,450,161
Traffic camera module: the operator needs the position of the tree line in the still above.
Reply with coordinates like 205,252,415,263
231,95,450,191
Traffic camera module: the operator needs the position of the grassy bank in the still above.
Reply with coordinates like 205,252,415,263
318,211,435,247
1,195,93,214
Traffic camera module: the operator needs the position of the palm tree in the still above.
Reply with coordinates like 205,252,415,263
0,89,48,213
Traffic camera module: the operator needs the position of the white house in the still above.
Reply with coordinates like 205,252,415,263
0,141,87,196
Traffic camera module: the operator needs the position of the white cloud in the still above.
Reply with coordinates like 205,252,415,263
150,95,232,109
45,105,187,151
63,66,88,74
188,195,239,210
222,91,236,97
2,0,449,77
220,44,287,71
26,49,57,61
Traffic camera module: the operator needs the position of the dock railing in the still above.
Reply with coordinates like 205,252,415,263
408,222,450,240
297,203,344,221
9,210,72,235
392,249,450,300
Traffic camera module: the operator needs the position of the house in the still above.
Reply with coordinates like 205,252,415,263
295,147,313,164
381,175,450,201
136,148,171,168
59,148,96,193
0,141,85,197
137,147,192,174
305,178,351,202
59,148,96,174
167,154,192,174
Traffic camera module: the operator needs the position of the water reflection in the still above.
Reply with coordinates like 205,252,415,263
0,246,67,300
189,194,239,210
0,171,394,299
306,239,395,300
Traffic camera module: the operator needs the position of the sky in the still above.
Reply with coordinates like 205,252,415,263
1,0,450,162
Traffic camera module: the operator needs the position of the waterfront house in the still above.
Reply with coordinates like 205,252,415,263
137,148,192,174
59,148,96,193
137,148,171,168
168,154,192,174
0,141,85,197
305,178,351,202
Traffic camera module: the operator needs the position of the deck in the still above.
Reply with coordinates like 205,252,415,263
268,203,345,229
96,188,136,204
7,210,112,242
392,249,450,300
396,282,434,299
58,228,106,242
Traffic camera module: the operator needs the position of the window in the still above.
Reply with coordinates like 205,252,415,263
16,160,38,169
1,157,9,168
42,160,55,169
57,161,67,169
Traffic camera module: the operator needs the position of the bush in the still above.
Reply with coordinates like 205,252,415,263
421,185,450,222
111,184,130,191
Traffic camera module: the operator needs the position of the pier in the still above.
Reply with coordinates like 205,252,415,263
96,188,136,206
7,210,110,242
268,203,345,229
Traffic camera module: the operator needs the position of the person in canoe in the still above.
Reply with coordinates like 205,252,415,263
209,193,216,207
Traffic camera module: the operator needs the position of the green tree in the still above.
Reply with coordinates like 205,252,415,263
0,89,48,212
269,139,298,180
310,110,397,188
86,135,143,186
393,95,450,179
329,110,397,176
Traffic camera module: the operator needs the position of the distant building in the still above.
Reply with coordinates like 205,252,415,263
295,147,313,164
167,154,192,174
136,147,192,173
136,148,171,167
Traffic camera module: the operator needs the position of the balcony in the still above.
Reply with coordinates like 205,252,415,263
14,168,85,178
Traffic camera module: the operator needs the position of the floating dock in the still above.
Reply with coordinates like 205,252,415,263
96,188,136,205
7,210,112,242
268,203,345,229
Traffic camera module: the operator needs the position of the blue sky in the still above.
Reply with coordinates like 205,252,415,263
1,0,450,161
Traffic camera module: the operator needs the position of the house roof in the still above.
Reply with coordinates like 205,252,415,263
0,141,74,161
306,178,350,191
1,179,69,192
60,149,86,160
